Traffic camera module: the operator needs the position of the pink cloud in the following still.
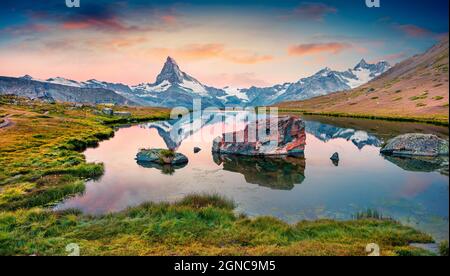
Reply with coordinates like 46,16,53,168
288,42,352,56
1,23,52,35
200,72,272,88
396,24,432,37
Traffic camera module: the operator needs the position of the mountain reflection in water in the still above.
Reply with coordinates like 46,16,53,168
212,153,306,190
144,113,383,153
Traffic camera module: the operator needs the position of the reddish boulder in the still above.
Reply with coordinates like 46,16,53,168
212,116,306,156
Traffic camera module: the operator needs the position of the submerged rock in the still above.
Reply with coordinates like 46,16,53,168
380,134,449,157
136,149,188,165
194,147,202,153
212,116,306,156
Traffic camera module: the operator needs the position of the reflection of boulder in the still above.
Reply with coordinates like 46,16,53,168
213,116,306,156
213,153,306,190
137,161,188,175
384,155,449,175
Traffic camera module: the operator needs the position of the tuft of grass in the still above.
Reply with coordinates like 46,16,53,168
432,96,444,101
439,241,449,256
416,103,427,107
354,209,389,220
409,92,429,101
159,149,175,158
177,193,236,210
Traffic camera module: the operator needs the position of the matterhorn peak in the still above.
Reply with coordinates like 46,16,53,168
155,56,185,85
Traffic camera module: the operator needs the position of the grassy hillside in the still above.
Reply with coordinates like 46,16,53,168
0,96,169,210
0,96,439,256
278,37,449,125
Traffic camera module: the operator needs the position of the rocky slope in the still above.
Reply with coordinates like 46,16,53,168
278,37,449,123
0,76,134,105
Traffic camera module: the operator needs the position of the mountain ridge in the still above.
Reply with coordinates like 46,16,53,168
1,56,391,108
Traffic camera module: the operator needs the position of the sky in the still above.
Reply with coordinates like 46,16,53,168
0,0,448,88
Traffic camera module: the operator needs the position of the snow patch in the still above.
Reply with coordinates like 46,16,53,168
223,86,249,101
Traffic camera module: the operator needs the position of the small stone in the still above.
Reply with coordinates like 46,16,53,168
136,148,188,166
330,152,340,161
194,147,201,153
330,152,339,166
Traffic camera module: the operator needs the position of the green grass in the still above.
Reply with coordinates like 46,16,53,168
433,96,444,101
0,194,434,256
0,96,170,211
280,109,449,126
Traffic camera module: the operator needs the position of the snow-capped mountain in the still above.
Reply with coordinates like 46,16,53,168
243,59,391,105
130,57,228,108
6,57,390,108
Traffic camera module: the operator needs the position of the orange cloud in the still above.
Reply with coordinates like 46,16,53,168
149,44,273,64
161,15,178,25
288,42,352,56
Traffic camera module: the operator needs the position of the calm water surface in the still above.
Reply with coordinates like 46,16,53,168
57,113,449,241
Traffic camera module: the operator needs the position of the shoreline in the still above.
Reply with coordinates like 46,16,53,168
278,109,449,127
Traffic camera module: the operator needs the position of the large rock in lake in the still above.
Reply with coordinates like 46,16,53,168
136,149,188,165
212,116,306,156
380,134,449,157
